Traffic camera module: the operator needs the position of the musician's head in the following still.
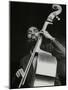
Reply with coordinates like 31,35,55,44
27,26,39,42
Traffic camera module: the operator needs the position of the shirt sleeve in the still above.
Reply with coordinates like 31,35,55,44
51,39,65,59
19,54,35,87
41,38,65,59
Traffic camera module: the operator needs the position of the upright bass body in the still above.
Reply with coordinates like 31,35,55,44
33,4,62,87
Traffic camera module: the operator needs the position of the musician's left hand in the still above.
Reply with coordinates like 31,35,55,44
40,30,55,41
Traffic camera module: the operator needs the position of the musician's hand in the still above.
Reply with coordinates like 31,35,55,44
41,30,55,41
16,68,25,78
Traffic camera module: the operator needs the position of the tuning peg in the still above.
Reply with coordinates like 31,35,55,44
56,16,60,21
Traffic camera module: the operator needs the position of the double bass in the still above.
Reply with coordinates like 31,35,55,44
15,4,62,88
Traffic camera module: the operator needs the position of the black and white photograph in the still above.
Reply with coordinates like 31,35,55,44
10,1,66,89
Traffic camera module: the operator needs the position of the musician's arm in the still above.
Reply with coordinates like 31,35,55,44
16,55,30,78
43,30,65,58
16,54,37,78
52,39,65,57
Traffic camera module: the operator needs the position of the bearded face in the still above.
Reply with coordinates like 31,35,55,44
27,27,39,41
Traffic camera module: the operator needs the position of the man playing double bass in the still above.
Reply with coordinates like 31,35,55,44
12,26,65,88
11,4,65,88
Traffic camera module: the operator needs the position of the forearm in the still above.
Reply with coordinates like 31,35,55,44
43,31,65,57
52,38,65,57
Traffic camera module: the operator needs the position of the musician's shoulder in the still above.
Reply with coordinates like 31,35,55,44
20,54,31,63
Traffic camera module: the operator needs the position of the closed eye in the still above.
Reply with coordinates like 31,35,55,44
28,30,32,33
34,29,38,33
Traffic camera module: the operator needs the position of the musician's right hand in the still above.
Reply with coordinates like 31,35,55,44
16,68,25,78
